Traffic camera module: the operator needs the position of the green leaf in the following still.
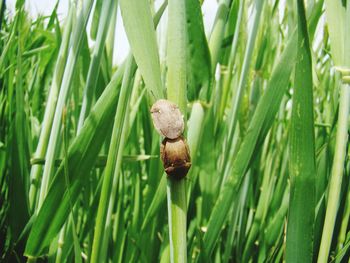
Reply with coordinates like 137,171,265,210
90,0,102,40
78,0,117,130
285,0,316,262
324,0,346,66
24,65,125,257
141,176,167,230
9,15,30,241
29,6,74,211
90,55,136,263
24,3,168,255
202,28,298,258
185,0,211,101
38,0,94,209
119,0,164,100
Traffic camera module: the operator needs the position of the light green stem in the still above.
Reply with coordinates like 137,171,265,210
167,179,187,263
317,83,350,263
77,0,117,132
90,56,135,263
208,0,232,70
319,0,350,261
222,0,264,184
28,6,73,212
337,180,350,254
37,0,94,210
218,0,244,122
166,0,188,262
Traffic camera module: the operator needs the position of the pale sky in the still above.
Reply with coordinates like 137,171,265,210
5,0,218,65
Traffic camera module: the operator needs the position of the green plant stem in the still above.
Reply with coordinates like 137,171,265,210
37,0,94,210
317,83,350,263
221,0,263,185
186,102,205,204
28,5,73,212
318,0,350,259
166,0,188,262
208,0,232,70
99,72,136,262
90,55,135,263
167,0,187,111
167,179,187,263
55,221,67,263
218,0,244,123
201,27,298,260
77,0,116,132
105,1,118,69
337,179,350,252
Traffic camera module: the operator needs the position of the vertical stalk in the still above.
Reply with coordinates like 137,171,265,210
167,0,188,262
337,176,350,253
77,0,117,132
0,0,5,32
318,1,350,261
317,82,350,262
208,0,232,70
90,55,135,263
29,5,73,212
37,0,94,209
167,179,187,263
167,0,187,111
55,219,67,263
105,0,118,69
218,0,244,123
220,0,263,186
99,71,135,262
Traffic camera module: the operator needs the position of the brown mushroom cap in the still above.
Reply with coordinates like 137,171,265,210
150,99,184,139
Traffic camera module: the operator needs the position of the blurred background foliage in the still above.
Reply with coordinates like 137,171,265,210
0,0,349,262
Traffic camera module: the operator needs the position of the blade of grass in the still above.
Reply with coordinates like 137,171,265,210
90,0,102,40
218,0,244,123
286,0,316,261
317,0,350,261
9,7,30,242
118,0,168,234
0,10,18,76
337,181,350,253
25,1,168,257
201,29,298,259
119,0,164,101
37,0,94,209
208,0,232,71
90,55,136,263
185,0,211,101
29,6,73,212
0,0,5,32
77,0,117,131
222,0,264,180
24,63,125,257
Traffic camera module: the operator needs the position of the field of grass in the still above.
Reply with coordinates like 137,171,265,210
0,0,350,262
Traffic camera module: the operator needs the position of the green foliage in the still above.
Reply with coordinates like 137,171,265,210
0,0,349,262
286,0,315,261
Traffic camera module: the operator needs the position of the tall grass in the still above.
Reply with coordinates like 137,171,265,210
0,0,349,262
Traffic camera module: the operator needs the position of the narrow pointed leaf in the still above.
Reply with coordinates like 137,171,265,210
286,1,316,261
119,0,164,100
